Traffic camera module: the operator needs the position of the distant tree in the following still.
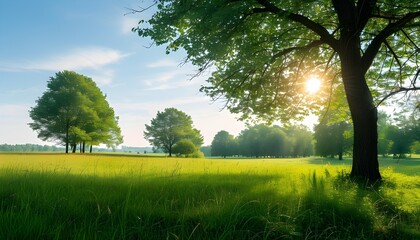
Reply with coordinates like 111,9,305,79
314,121,352,159
211,130,236,157
0,144,64,152
237,126,261,157
144,108,203,156
264,127,289,157
411,141,420,154
172,139,196,156
200,146,212,157
236,124,312,158
29,71,122,153
386,125,411,158
377,112,393,156
285,125,314,157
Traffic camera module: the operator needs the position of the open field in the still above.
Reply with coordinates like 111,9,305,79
0,153,419,239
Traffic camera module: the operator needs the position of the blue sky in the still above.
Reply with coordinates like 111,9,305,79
0,0,247,147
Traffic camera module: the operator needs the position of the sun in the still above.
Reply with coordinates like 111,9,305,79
305,77,321,94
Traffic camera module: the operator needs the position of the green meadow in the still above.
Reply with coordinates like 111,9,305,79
0,153,418,239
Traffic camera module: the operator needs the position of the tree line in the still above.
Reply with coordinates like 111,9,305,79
0,144,64,152
208,111,419,159
313,111,420,159
211,125,313,158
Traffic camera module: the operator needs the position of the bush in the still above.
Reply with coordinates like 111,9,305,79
410,141,420,154
173,139,196,156
188,150,204,158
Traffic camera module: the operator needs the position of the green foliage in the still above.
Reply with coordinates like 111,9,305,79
411,141,420,154
135,0,420,181
172,139,196,156
314,121,352,159
189,150,205,158
0,144,64,152
29,71,122,153
235,124,313,158
377,111,420,156
211,130,237,157
144,108,203,156
135,0,419,122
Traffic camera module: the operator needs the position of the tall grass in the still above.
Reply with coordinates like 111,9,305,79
0,153,418,239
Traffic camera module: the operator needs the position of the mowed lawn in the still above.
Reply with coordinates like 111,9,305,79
0,153,419,239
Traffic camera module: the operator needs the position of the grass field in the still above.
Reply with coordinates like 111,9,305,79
0,153,419,239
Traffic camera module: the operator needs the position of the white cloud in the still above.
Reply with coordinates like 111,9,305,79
114,96,209,113
144,70,180,85
142,67,202,90
27,47,127,71
90,69,114,86
146,59,179,68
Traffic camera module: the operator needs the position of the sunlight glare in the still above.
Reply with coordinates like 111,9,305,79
305,77,321,94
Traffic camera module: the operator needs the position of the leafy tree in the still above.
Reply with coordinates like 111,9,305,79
172,139,196,156
386,115,418,157
144,108,203,156
29,71,122,153
377,111,393,156
135,0,420,181
285,125,314,157
261,126,289,157
211,130,237,157
385,125,411,157
314,121,352,159
411,141,420,154
237,126,261,157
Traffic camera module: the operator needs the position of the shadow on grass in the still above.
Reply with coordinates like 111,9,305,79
0,170,418,239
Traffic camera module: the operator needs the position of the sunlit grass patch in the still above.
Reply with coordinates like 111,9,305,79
0,153,418,239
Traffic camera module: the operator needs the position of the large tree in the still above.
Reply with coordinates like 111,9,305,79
135,0,420,181
211,130,237,157
144,108,203,156
29,71,123,153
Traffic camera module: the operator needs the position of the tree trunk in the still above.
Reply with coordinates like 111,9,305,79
82,142,85,153
65,121,69,154
90,145,93,153
72,144,76,153
340,48,381,182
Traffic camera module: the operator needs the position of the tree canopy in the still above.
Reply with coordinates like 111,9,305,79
211,130,237,157
135,0,420,181
29,71,123,153
144,108,203,156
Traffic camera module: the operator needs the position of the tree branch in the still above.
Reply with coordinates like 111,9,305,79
362,11,420,73
377,86,420,107
401,29,420,51
255,0,339,50
270,40,324,62
124,2,157,16
356,0,377,31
